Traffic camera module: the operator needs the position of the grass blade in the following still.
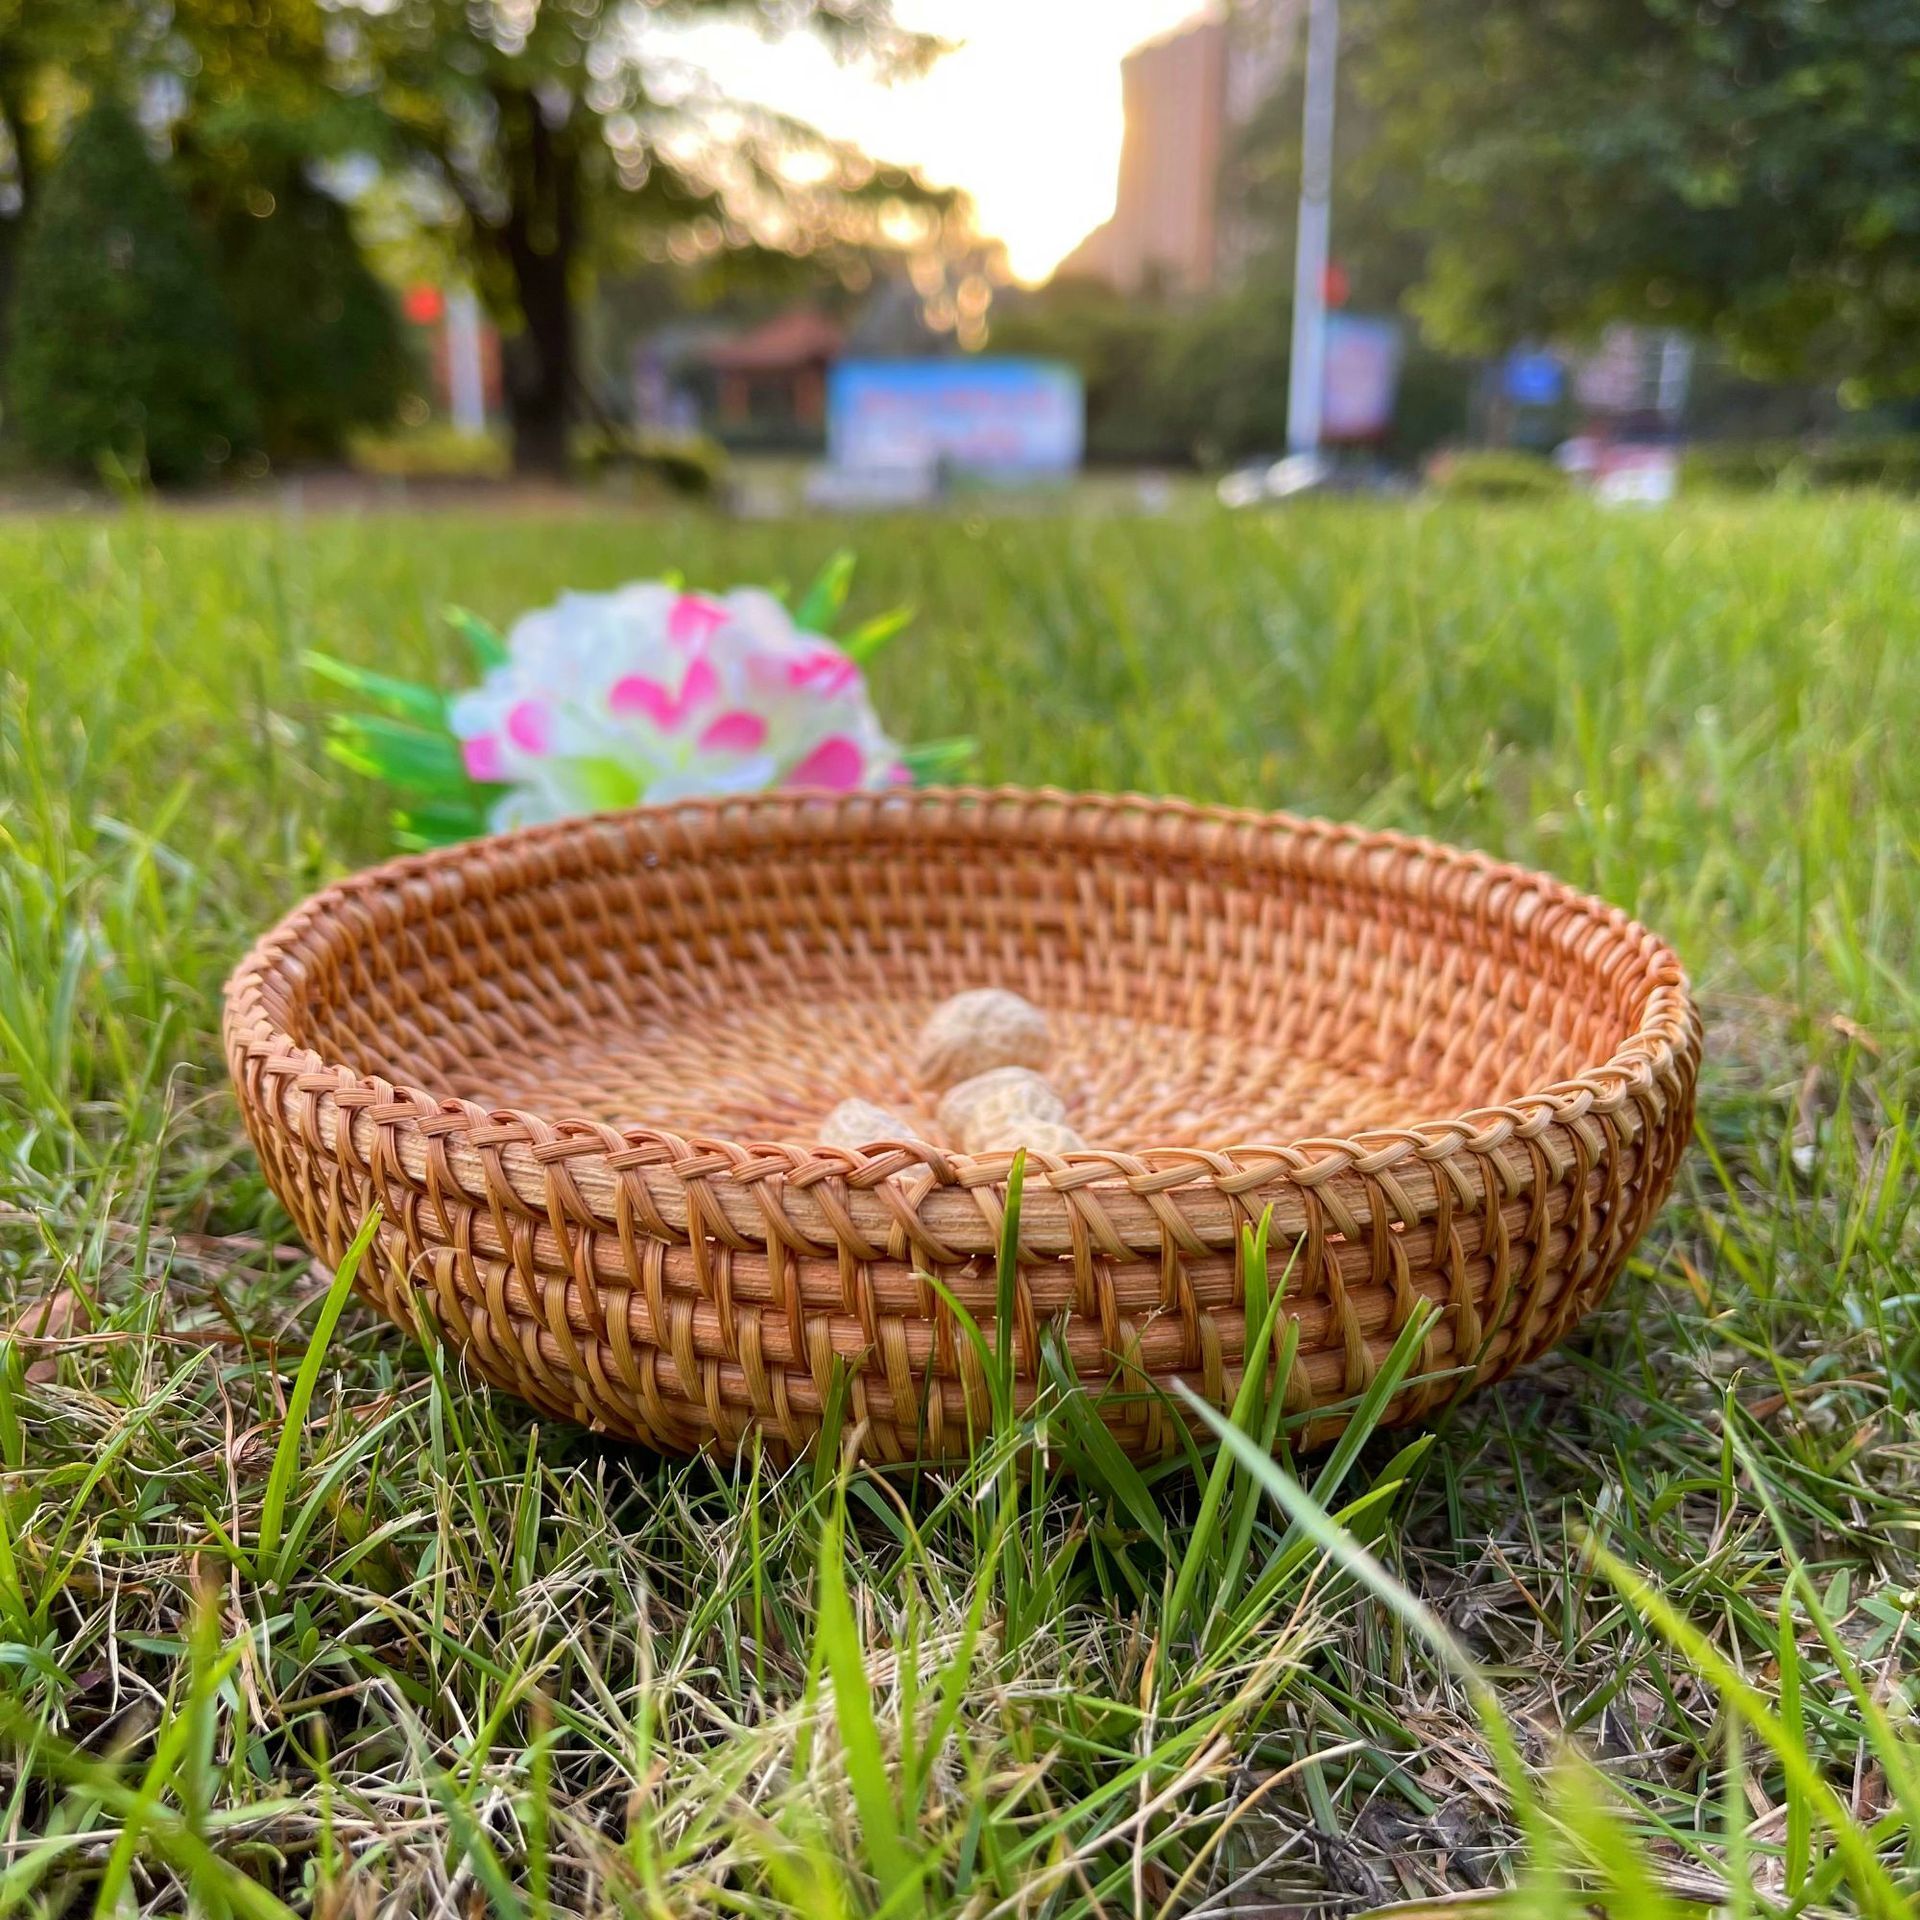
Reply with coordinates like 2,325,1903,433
1038,1328,1168,1552
816,1491,918,1903
1165,1215,1285,1646
1587,1537,1910,1920
256,1211,380,1580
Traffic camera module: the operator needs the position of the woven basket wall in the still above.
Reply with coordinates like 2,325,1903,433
223,789,1700,1461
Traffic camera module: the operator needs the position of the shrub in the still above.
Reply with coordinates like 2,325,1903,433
1426,448,1569,499
1807,435,1920,493
991,277,1212,465
348,423,511,481
1678,440,1808,493
5,102,256,484
1387,347,1477,462
575,428,726,497
214,169,407,463
1681,434,1920,495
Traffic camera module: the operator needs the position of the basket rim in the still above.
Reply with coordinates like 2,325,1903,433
222,785,1699,1191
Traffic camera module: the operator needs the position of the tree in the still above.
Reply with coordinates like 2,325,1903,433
1227,20,1430,323
6,100,257,482
328,1,953,475
990,276,1201,463
150,3,416,462
0,0,124,348
1,0,365,393
212,165,408,461
1345,0,1920,398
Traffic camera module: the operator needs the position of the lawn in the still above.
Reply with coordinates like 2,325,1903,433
0,496,1915,1916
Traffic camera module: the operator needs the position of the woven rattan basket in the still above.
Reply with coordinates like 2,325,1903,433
224,788,1699,1461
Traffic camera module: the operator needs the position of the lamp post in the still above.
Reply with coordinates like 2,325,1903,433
1285,0,1339,454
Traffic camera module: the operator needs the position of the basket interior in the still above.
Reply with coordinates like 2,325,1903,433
258,801,1660,1150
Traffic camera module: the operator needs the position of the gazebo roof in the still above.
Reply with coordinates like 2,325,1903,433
702,310,846,373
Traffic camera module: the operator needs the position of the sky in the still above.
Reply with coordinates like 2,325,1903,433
672,2,1212,283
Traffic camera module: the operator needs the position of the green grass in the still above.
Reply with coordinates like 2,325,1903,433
0,495,1916,1915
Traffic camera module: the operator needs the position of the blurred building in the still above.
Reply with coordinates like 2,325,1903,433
625,270,961,451
1057,0,1301,295
702,309,845,442
628,311,844,450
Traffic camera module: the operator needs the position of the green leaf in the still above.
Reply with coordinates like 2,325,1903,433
431,1776,529,1920
1202,1301,1444,1666
0,1473,26,1641
3,1646,296,1920
1173,1377,1547,1856
0,1340,22,1472
1307,1303,1446,1514
444,604,508,670
302,650,446,727
1213,1228,1300,1630
841,605,916,663
899,738,978,785
560,756,644,813
917,1495,1016,1810
326,715,471,798
1778,1590,1810,1903
393,799,491,850
796,549,858,633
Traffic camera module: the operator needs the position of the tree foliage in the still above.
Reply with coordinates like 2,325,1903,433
1227,20,1427,323
213,166,408,461
1344,0,1920,397
6,101,256,482
0,0,126,334
990,269,1468,467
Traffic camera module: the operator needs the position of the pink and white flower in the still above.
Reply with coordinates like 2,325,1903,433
446,583,908,833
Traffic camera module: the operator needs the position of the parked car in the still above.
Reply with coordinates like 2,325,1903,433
1217,451,1408,506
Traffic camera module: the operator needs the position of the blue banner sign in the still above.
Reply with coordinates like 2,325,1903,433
1503,349,1565,409
828,359,1085,477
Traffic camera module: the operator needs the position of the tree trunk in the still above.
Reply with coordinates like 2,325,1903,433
503,243,573,479
492,84,581,481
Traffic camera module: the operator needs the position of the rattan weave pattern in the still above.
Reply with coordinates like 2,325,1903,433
223,788,1700,1460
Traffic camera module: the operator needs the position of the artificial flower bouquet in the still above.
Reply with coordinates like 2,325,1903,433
309,553,971,849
